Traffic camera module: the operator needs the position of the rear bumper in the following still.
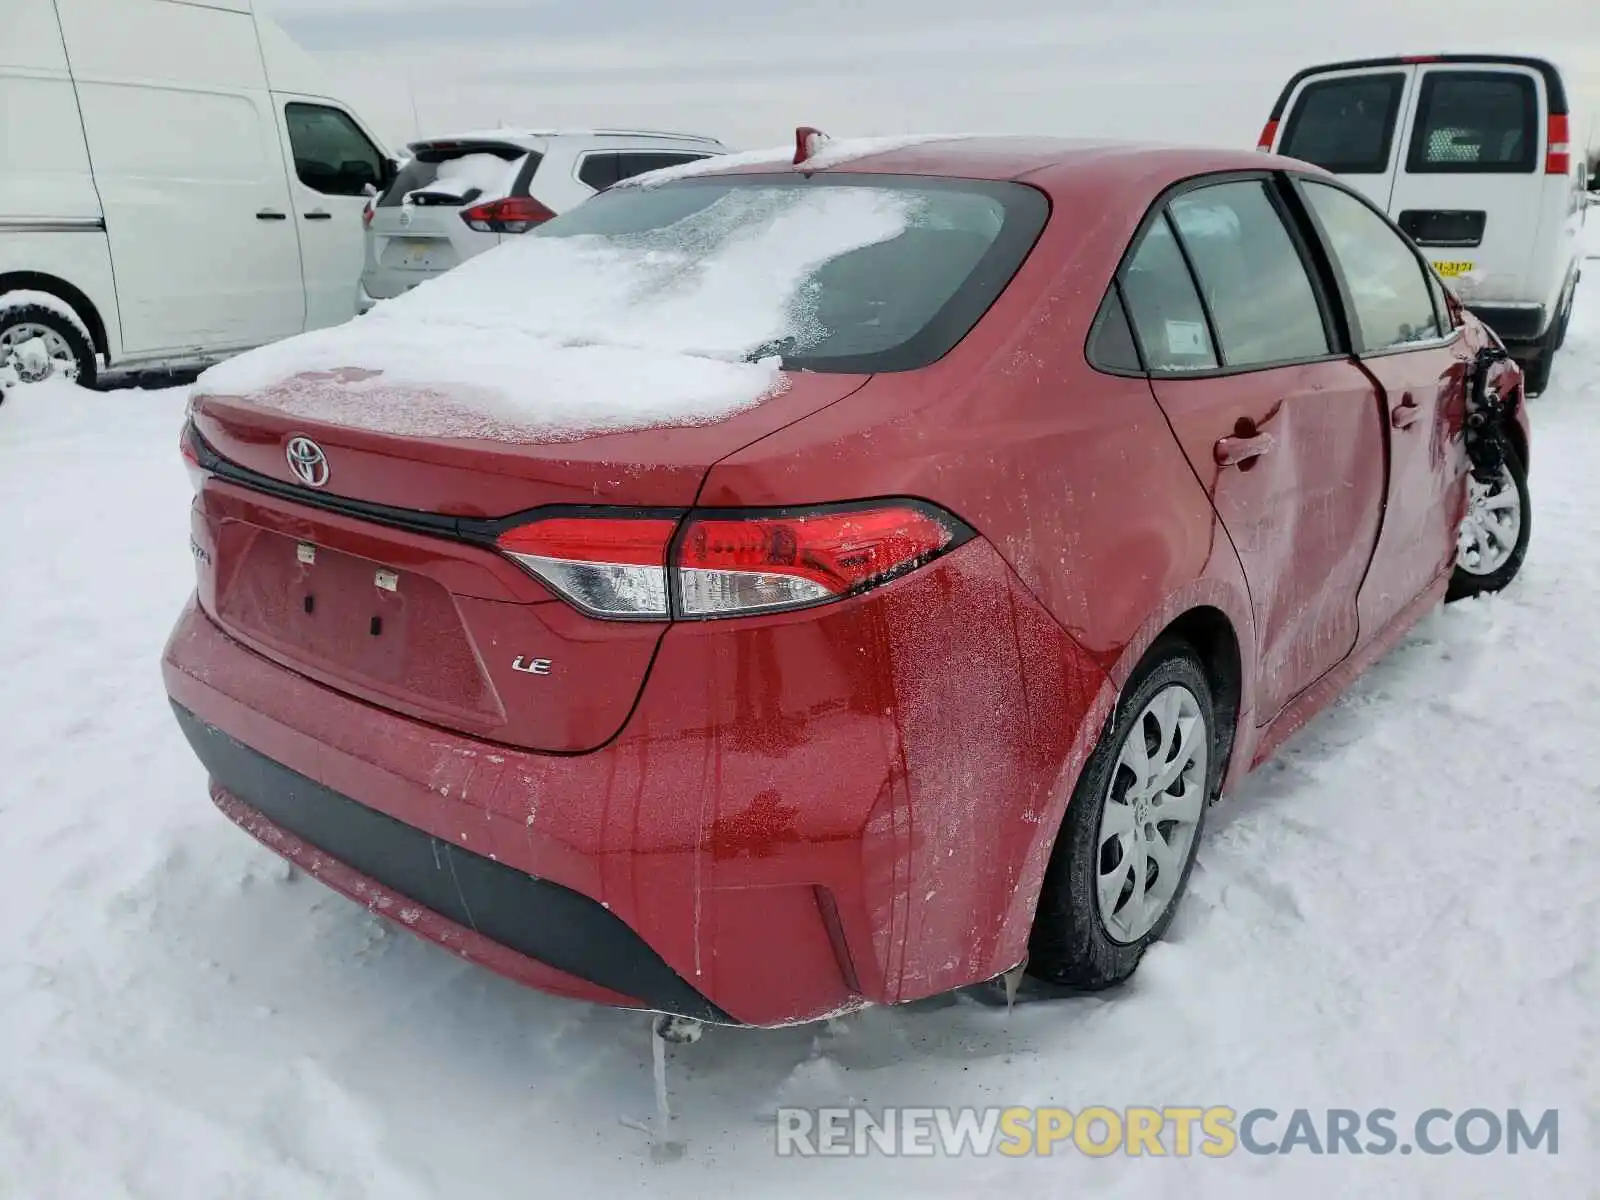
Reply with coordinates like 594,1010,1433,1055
1467,303,1547,346
173,703,731,1021
162,540,1111,1027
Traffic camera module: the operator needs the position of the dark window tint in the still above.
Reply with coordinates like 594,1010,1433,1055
616,152,710,181
1302,182,1441,351
577,152,620,191
1119,216,1219,373
1087,286,1142,373
581,152,712,191
1281,73,1407,174
378,145,536,208
284,103,384,197
1168,181,1329,368
534,175,1049,373
1407,71,1538,174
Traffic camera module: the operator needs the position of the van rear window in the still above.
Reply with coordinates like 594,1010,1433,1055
1280,73,1407,174
1406,71,1538,174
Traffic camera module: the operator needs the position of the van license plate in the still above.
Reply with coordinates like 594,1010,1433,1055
1432,261,1474,278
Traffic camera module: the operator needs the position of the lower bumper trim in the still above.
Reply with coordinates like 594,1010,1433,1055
171,702,734,1023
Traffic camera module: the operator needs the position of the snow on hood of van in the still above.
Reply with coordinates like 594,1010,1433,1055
197,184,915,441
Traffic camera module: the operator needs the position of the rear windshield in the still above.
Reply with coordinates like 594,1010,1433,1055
379,146,536,208
531,175,1048,372
1281,73,1407,174
1406,71,1539,174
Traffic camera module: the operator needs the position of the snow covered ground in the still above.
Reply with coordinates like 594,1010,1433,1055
2,266,1598,1197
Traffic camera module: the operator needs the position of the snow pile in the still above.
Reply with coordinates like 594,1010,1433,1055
198,185,916,440
404,153,524,205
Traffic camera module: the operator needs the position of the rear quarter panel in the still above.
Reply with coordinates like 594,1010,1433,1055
699,166,1261,962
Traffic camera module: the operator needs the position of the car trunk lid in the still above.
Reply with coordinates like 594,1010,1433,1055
187,371,870,752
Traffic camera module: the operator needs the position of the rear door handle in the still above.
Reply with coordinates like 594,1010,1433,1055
304,210,333,221
1391,392,1423,429
256,209,287,221
1214,431,1276,467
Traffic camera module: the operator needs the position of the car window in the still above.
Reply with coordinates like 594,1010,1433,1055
1406,70,1538,174
1301,181,1442,351
533,175,1048,373
1119,215,1219,373
1426,269,1455,332
1169,182,1329,368
616,152,710,181
1087,286,1143,373
285,103,385,197
379,147,535,208
1280,73,1407,174
577,152,620,191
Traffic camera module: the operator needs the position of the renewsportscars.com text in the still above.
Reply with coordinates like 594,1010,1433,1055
774,1106,1560,1158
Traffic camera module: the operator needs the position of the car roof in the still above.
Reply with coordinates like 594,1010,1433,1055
1266,55,1570,119
646,135,1320,196
407,129,726,154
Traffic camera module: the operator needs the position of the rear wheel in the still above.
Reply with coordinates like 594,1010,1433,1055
1028,640,1214,989
0,302,96,390
1447,447,1530,601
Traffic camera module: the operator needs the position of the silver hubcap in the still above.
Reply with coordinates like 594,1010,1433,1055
1096,684,1208,944
0,323,78,383
1456,466,1520,577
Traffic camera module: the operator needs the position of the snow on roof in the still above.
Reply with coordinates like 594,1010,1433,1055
410,129,725,151
197,184,916,441
618,134,994,188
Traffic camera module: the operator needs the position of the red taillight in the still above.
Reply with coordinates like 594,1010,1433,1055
679,507,957,616
362,199,376,228
1256,119,1279,153
494,503,969,620
461,195,556,234
1546,113,1571,175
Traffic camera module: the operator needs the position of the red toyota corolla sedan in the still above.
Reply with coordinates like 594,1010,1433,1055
163,135,1532,1028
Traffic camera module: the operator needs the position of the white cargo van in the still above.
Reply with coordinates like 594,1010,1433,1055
1259,55,1587,393
0,0,392,388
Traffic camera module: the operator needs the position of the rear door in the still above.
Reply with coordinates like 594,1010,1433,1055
1275,66,1417,209
1122,175,1388,722
1388,64,1547,304
277,97,389,330
1295,178,1473,633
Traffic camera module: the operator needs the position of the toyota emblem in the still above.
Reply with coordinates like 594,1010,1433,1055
285,436,329,488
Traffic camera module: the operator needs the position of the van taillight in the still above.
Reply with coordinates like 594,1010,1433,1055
1256,119,1279,153
1546,114,1571,175
462,195,556,234
494,503,973,620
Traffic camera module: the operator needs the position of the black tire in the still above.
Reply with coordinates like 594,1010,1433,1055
1554,285,1574,352
0,301,97,389
1447,446,1531,602
1027,638,1215,989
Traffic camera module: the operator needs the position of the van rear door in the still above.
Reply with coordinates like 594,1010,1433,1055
1268,65,1418,209
1387,62,1550,307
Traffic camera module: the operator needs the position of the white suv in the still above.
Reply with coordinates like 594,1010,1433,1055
360,129,727,308
1260,55,1587,394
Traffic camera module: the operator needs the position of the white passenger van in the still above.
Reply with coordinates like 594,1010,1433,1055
1259,55,1588,393
1,0,392,388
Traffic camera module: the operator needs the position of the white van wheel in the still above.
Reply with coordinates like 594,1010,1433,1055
0,304,96,390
